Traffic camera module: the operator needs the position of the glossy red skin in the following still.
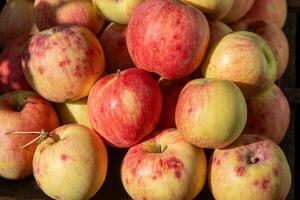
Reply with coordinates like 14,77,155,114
87,68,162,148
0,90,59,180
0,35,32,94
126,0,210,80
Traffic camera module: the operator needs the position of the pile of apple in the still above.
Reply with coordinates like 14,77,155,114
0,0,292,199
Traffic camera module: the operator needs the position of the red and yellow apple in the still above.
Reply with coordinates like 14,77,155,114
121,129,207,200
209,134,291,200
88,68,162,148
222,0,255,23
127,0,210,80
22,25,105,103
33,124,108,200
175,78,247,149
0,90,59,180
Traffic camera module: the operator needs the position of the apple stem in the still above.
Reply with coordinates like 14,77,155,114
247,155,260,164
117,69,121,76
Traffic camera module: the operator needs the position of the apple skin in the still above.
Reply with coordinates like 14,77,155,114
0,35,32,94
0,0,38,48
34,0,104,34
92,0,144,25
209,20,233,45
0,90,59,180
87,68,162,148
209,134,291,200
33,124,108,200
222,0,255,23
55,97,92,128
121,128,207,200
232,19,289,80
243,84,290,144
126,0,210,80
99,23,134,74
243,0,287,28
175,78,247,149
202,31,277,99
22,25,105,103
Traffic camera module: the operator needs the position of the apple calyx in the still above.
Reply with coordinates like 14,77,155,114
247,154,260,164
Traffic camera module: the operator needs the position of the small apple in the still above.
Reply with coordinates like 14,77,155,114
209,134,291,200
175,78,247,149
222,0,255,23
202,31,277,99
209,20,233,44
99,23,134,73
0,90,59,180
121,128,207,200
88,68,162,148
22,25,105,103
243,84,290,144
33,124,108,200
127,0,210,80
55,97,91,128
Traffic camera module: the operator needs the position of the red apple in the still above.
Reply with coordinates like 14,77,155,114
0,0,38,48
99,23,134,74
222,0,255,23
126,0,210,80
0,90,59,180
243,0,287,28
33,124,108,200
34,0,105,34
121,129,207,200
209,134,291,200
232,19,289,80
243,84,290,144
0,35,32,94
22,25,105,103
88,68,162,148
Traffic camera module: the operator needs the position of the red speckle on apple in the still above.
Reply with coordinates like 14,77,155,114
262,179,270,190
236,167,245,176
273,168,280,176
59,57,71,67
161,156,183,179
254,180,260,186
60,154,69,161
37,67,45,75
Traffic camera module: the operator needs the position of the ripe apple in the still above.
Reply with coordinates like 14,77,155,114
222,0,254,23
175,78,247,149
22,25,105,103
92,0,143,25
180,0,233,20
209,20,233,45
33,124,108,200
243,84,290,144
0,90,59,180
34,0,105,34
121,128,207,200
55,97,91,128
0,35,32,94
202,31,277,99
99,23,134,74
88,68,162,148
232,19,289,80
209,134,291,200
127,0,210,80
243,0,287,28
0,0,38,48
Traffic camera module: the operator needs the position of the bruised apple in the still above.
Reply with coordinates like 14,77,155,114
22,25,105,103
127,0,210,80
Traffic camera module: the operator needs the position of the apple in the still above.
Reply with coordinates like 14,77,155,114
222,0,255,23
0,90,59,180
121,128,207,200
88,68,162,148
34,0,105,34
92,0,144,25
243,84,290,144
0,35,32,94
55,97,91,128
0,0,38,48
22,25,105,103
126,0,210,80
232,19,289,80
209,134,291,200
99,23,134,74
180,0,233,20
209,20,233,44
175,78,247,149
201,31,277,99
243,0,287,28
33,124,108,200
